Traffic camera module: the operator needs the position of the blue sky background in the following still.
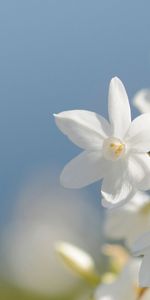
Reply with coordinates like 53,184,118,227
1,0,150,225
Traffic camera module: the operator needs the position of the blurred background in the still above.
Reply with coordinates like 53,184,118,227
0,0,150,299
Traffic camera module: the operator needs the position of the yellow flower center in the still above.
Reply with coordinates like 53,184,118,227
103,137,126,161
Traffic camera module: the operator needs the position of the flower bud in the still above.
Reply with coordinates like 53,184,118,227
55,242,100,285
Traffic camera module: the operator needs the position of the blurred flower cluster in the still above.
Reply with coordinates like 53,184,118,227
54,78,150,299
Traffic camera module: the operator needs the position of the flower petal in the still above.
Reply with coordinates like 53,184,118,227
108,77,131,139
132,231,150,256
133,88,150,113
125,113,150,153
60,150,108,188
139,253,150,287
101,162,134,208
54,110,111,150
128,154,150,191
105,207,132,240
105,191,150,249
123,191,150,212
95,261,139,300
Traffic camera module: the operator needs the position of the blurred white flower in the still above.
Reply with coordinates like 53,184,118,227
133,231,150,287
94,260,140,300
54,77,150,208
1,170,103,297
133,89,150,113
105,192,150,248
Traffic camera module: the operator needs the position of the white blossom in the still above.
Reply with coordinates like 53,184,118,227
54,77,150,207
105,192,150,248
133,231,150,287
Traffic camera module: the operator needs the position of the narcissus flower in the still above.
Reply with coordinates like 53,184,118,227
105,192,150,248
133,231,150,287
54,77,150,207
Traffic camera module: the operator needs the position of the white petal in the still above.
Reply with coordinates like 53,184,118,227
95,283,115,300
123,191,150,212
105,191,150,248
128,154,150,191
105,208,132,240
101,162,134,208
108,77,131,139
60,151,108,188
125,113,150,153
54,110,111,150
139,253,150,287
132,232,150,256
95,261,139,300
133,89,150,113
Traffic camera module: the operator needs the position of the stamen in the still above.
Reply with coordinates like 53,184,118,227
103,137,126,161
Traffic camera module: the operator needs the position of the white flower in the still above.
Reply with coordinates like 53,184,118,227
94,260,140,300
105,192,150,248
133,231,150,287
133,89,150,113
54,77,150,207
